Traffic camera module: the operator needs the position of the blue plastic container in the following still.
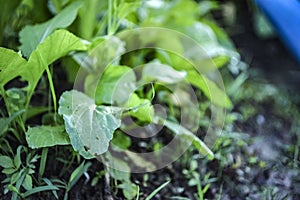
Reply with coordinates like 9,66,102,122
254,0,300,64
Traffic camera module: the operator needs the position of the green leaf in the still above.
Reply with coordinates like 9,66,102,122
7,184,20,194
58,90,122,158
199,1,219,16
11,171,21,184
77,0,102,39
186,70,231,108
2,168,17,175
128,93,154,123
183,22,221,55
0,110,25,136
26,126,70,149
22,175,33,190
0,29,87,113
39,148,48,179
95,65,136,105
202,19,235,50
163,119,214,160
142,62,186,84
19,1,82,57
118,1,141,20
253,10,275,39
212,55,230,68
14,146,23,169
145,180,170,200
0,156,15,168
21,185,59,198
25,106,49,121
26,29,87,86
111,131,131,151
68,162,92,189
0,118,10,136
0,47,27,87
118,182,138,200
0,0,19,44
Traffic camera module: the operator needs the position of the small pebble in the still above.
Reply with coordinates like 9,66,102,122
256,114,265,125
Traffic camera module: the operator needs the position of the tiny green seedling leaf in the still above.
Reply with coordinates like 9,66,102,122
117,182,138,200
25,126,70,149
19,1,82,57
58,90,122,158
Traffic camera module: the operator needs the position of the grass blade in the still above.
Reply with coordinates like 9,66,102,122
145,180,170,200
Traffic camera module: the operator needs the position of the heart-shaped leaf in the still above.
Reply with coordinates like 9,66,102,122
58,90,122,158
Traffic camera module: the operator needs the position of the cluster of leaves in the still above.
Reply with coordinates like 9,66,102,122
0,0,241,199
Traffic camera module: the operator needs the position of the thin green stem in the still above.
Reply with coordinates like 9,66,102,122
108,0,113,35
113,0,119,33
45,65,57,113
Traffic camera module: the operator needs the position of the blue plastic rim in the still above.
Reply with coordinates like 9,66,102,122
254,0,300,64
